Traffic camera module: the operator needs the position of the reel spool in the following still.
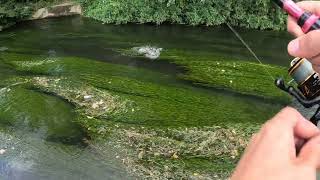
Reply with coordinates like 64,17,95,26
289,57,320,100
275,58,320,126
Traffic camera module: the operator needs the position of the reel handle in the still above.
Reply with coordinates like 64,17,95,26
310,113,320,126
275,78,320,126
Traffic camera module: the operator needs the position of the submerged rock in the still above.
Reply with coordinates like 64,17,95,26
31,2,82,20
132,46,163,60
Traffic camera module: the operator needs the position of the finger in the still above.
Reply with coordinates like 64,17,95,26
297,135,320,168
295,136,303,145
246,133,261,150
264,107,304,133
294,116,320,139
250,133,260,144
287,16,304,37
312,64,320,73
287,1,320,37
255,107,313,159
294,137,305,152
293,116,320,155
296,1,320,16
231,132,262,172
311,54,320,65
288,30,320,60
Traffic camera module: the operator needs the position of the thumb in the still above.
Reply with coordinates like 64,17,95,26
297,135,320,168
288,30,320,65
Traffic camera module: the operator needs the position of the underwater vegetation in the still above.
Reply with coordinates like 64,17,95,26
2,52,286,125
0,2,297,178
0,86,85,144
121,48,291,101
0,50,287,179
162,49,291,100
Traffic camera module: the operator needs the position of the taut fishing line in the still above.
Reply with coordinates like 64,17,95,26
226,22,275,81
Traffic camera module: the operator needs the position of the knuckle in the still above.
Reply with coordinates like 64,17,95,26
280,107,298,116
303,31,320,56
266,107,300,129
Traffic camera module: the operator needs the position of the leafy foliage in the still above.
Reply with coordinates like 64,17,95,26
0,0,31,27
0,0,57,28
78,0,287,30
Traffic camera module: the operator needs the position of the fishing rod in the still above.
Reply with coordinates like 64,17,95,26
274,0,320,32
273,0,320,126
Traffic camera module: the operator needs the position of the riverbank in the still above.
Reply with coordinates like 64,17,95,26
78,0,286,30
1,0,286,31
31,2,82,20
0,1,81,31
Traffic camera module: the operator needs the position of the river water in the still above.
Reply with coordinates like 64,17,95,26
0,16,293,179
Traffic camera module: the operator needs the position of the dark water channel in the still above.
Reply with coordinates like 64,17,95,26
0,16,293,179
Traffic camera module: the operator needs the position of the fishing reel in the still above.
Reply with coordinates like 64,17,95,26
275,57,320,126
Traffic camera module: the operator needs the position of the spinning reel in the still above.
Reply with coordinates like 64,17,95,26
275,58,320,126
272,0,320,126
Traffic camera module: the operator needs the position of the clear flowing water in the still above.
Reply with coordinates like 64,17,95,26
0,16,293,179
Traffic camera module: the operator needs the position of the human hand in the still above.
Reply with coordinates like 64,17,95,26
287,1,320,72
231,107,320,180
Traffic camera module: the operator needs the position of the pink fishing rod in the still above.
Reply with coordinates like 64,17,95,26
274,0,320,33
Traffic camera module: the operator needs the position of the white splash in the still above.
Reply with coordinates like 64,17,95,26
132,46,163,60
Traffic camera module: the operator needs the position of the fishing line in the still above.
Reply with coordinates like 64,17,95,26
226,22,276,81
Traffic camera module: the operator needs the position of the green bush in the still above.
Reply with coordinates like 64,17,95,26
0,0,57,28
0,0,32,27
78,0,287,30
